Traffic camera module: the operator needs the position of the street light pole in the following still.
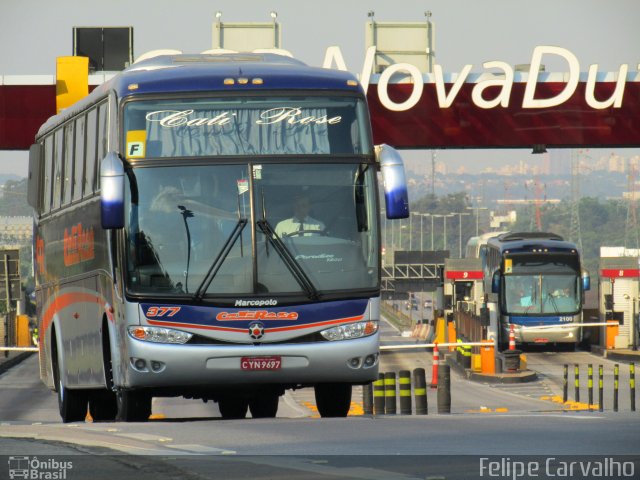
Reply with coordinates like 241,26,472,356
443,215,448,250
410,212,426,251
431,214,451,251
409,213,413,251
431,214,436,250
467,206,489,236
455,212,471,258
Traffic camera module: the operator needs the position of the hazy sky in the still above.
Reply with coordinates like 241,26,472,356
1,0,639,177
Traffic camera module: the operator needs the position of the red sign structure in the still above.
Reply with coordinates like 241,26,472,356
445,270,483,280
368,79,640,149
600,269,640,278
2,45,639,150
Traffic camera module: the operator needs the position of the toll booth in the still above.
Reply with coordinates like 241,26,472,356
443,259,487,348
443,258,484,315
599,256,640,350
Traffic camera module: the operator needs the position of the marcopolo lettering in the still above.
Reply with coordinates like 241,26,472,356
235,299,278,307
323,45,636,112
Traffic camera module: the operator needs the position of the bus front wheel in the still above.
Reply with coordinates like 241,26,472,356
314,383,352,418
53,351,88,423
116,390,152,422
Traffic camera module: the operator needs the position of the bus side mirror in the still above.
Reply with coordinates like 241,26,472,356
27,144,43,210
100,152,125,229
376,144,409,219
582,270,590,291
491,270,501,294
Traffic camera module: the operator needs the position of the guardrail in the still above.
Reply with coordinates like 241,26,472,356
380,341,489,351
0,346,38,352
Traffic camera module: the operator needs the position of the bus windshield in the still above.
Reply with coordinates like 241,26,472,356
503,254,581,315
124,162,379,299
123,96,372,157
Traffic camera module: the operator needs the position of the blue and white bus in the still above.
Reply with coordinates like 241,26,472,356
484,232,590,349
27,53,409,422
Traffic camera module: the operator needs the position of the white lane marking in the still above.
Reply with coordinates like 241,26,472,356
165,444,236,454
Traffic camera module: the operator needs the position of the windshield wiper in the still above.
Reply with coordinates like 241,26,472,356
178,206,194,293
193,219,248,301
544,291,560,314
257,219,320,301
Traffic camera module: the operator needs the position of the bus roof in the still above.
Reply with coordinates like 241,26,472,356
487,231,579,253
465,231,507,258
37,53,362,138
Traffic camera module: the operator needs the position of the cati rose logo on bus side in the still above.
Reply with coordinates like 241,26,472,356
63,223,95,267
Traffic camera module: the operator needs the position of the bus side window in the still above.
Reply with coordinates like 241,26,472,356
52,129,64,210
62,123,74,205
85,108,97,197
96,103,108,191
73,115,86,202
43,135,53,213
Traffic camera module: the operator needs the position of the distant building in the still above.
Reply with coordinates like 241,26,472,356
600,246,640,257
0,216,32,243
608,153,626,173
490,210,517,229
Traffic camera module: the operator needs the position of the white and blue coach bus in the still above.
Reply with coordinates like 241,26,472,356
27,53,409,422
485,232,590,349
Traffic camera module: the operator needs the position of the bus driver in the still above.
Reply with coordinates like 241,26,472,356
275,193,325,237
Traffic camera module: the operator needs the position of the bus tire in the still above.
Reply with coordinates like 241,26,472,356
249,393,279,418
314,383,352,418
116,390,152,422
53,349,88,423
89,390,117,421
218,397,249,419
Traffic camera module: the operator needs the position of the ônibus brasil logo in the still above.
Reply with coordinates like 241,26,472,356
8,456,73,479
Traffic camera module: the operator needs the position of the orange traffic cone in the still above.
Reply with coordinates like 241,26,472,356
509,324,516,351
430,343,439,388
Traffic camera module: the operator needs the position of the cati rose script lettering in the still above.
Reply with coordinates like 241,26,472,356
145,108,341,128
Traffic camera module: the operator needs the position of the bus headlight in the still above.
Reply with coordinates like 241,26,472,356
320,321,378,341
128,326,193,344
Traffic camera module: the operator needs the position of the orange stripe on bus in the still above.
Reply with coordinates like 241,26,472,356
268,316,364,333
147,319,246,333
42,292,103,334
146,315,364,334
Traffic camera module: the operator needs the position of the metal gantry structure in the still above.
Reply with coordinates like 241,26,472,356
570,149,584,252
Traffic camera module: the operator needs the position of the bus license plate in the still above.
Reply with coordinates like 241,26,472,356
240,356,282,371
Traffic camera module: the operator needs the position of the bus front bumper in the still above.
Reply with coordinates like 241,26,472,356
121,333,380,388
507,324,581,344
